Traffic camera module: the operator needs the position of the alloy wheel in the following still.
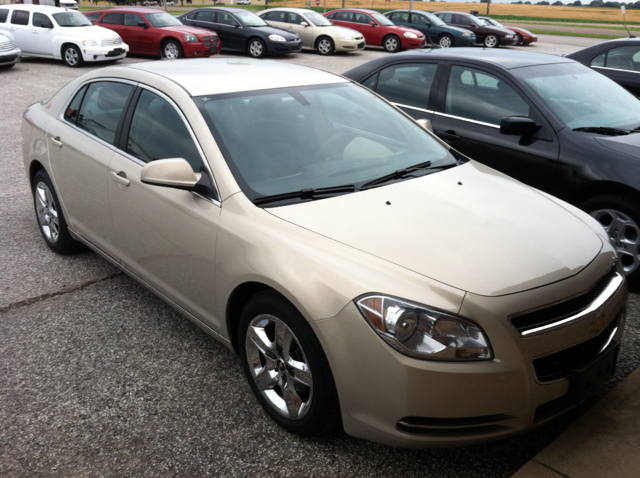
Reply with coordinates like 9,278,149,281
65,47,79,66
484,35,498,48
249,40,264,58
35,181,60,243
590,208,640,276
317,38,332,55
384,36,399,52
438,36,452,48
164,43,180,60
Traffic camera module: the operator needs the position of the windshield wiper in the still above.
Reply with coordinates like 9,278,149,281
573,126,639,136
361,161,434,189
253,185,357,206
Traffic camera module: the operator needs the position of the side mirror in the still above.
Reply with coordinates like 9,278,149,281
141,158,201,190
500,116,539,136
300,21,309,27
41,22,54,29
416,118,433,132
369,21,377,27
231,21,240,28
138,21,147,28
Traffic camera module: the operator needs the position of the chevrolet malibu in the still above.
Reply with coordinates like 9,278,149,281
22,59,627,447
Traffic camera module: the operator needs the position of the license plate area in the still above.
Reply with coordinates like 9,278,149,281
568,342,619,405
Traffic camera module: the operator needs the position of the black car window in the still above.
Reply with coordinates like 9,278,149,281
374,63,438,110
362,74,378,91
217,12,236,26
101,13,124,25
354,13,373,25
288,13,305,25
85,12,102,23
127,90,203,171
411,13,428,26
333,12,353,22
33,13,50,27
124,14,143,27
264,11,284,22
0,9,8,23
454,15,473,27
63,85,88,124
445,66,529,125
395,12,410,23
593,46,640,72
195,11,215,23
185,12,197,21
11,10,30,26
76,82,134,145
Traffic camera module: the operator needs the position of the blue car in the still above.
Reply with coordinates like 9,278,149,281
384,10,475,48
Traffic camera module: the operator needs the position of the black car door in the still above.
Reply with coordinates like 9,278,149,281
431,63,560,194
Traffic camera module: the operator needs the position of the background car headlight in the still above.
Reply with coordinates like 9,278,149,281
356,295,492,361
462,33,470,37
81,40,97,47
183,34,198,43
403,32,418,39
337,33,353,40
505,35,513,38
269,34,286,42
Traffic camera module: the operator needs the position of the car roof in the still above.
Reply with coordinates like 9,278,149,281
121,58,348,96
329,8,378,14
190,7,251,13
0,5,75,13
89,7,164,13
261,7,316,14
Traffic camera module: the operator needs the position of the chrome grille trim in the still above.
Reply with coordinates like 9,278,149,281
0,40,15,51
102,38,123,47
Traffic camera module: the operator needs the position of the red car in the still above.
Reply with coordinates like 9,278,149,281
324,8,426,52
85,8,221,59
479,17,537,45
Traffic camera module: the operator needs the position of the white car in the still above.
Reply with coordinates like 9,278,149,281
237,0,251,5
0,30,21,68
0,5,128,67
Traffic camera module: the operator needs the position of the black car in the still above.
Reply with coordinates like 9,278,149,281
345,49,640,283
177,7,302,58
433,11,518,48
566,38,640,96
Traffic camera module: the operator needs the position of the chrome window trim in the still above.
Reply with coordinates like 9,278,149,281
593,66,640,75
433,111,500,129
392,103,434,115
521,272,624,336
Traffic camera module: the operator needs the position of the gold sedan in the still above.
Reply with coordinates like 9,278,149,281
258,7,365,55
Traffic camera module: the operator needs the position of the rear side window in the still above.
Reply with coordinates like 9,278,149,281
0,9,9,23
263,11,285,22
195,10,214,23
63,85,87,124
11,10,30,26
101,13,124,25
75,82,135,145
438,13,453,24
373,63,438,110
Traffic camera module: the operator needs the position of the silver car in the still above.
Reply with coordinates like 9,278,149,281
22,59,627,447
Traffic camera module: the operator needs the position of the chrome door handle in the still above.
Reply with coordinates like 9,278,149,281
50,136,63,148
111,171,130,187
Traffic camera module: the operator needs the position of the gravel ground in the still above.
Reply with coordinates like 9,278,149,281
1,41,638,477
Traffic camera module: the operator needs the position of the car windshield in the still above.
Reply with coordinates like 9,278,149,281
52,12,92,27
512,62,640,130
145,12,182,27
194,83,455,204
372,13,394,26
306,11,332,26
234,10,267,27
425,13,445,27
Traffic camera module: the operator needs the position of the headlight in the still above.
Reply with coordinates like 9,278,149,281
505,35,513,38
462,33,470,37
183,34,198,43
403,32,418,39
337,33,353,40
355,295,492,361
269,34,286,42
81,40,97,47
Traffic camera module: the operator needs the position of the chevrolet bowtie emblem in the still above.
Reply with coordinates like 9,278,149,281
590,315,608,334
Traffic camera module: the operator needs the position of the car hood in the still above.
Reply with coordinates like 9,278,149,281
594,132,640,157
323,25,364,38
267,162,603,297
446,25,477,36
158,25,216,37
509,27,535,36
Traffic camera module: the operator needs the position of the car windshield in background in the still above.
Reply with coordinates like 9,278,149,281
145,12,183,27
194,83,455,203
513,62,640,130
53,12,92,27
306,11,333,26
425,13,446,27
235,11,267,27
372,13,394,26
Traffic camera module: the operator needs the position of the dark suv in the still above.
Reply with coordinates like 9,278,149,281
433,11,518,48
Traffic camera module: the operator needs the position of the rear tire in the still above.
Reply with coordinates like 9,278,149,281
581,195,640,286
383,35,401,53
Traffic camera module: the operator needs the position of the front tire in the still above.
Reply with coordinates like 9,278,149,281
483,34,499,48
32,169,79,254
239,291,340,436
438,34,454,48
62,44,83,68
382,35,401,53
248,38,266,58
315,36,334,56
581,195,640,285
162,39,183,59
514,33,523,45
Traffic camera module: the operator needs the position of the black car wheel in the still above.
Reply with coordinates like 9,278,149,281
248,38,267,58
438,34,454,48
316,36,334,56
483,34,499,48
239,290,340,436
33,169,80,254
162,40,184,59
581,195,640,285
62,44,83,68
383,35,401,53
514,33,523,45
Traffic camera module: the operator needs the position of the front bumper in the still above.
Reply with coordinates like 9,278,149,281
266,39,302,56
456,35,476,47
500,37,521,46
0,47,21,67
81,44,129,63
402,38,427,50
182,39,220,58
312,254,627,447
522,36,538,44
335,38,366,52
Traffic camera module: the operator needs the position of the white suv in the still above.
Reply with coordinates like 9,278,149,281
0,5,128,67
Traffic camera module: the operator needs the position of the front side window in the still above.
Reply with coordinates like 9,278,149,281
194,83,455,202
454,15,474,27
390,13,409,23
217,12,237,26
592,46,640,72
101,13,123,25
287,13,305,25
127,90,203,171
333,12,353,22
33,13,50,28
124,14,144,27
374,63,438,110
354,13,373,25
11,10,30,26
411,14,428,26
445,66,529,125
75,82,134,145
85,12,102,23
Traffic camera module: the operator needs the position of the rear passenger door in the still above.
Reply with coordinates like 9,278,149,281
431,64,559,193
6,9,32,53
